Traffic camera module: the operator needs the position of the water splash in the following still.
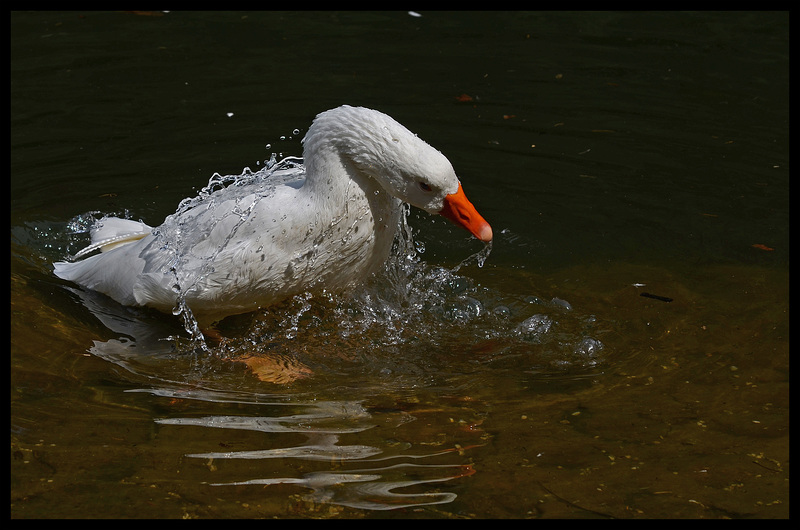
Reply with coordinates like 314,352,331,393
207,203,606,386
451,239,492,273
38,154,606,383
151,154,306,351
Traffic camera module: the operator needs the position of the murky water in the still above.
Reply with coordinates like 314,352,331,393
11,11,788,518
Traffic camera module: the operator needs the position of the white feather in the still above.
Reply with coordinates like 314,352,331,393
53,106,491,327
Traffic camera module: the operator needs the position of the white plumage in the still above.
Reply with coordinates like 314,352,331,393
54,106,492,328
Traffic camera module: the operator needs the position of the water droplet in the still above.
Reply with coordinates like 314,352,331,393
575,337,603,357
493,305,510,318
515,314,553,341
551,297,572,311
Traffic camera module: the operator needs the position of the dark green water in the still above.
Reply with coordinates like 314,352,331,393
12,11,788,518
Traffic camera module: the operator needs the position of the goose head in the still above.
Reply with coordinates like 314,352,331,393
302,105,492,242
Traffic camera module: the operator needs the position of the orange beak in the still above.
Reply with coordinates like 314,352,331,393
440,183,493,242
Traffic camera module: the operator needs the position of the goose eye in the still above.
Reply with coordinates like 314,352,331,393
418,182,432,192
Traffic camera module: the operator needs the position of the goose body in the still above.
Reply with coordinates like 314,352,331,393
54,105,492,327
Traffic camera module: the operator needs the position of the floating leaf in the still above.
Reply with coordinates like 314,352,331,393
752,243,775,251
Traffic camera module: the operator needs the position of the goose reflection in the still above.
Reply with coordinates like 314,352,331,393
215,462,475,511
135,388,480,511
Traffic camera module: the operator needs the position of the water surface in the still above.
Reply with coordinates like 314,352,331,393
11,11,788,518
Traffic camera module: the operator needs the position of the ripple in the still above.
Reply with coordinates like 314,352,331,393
132,387,483,511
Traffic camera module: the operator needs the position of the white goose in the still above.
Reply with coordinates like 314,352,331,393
54,105,492,328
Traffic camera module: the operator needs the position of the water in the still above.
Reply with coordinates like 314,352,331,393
11,11,788,518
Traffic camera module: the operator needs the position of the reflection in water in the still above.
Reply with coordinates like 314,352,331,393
134,388,476,510
18,164,607,512
216,463,468,511
33,195,605,510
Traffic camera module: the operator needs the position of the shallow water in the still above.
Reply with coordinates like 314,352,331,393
11,11,788,518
